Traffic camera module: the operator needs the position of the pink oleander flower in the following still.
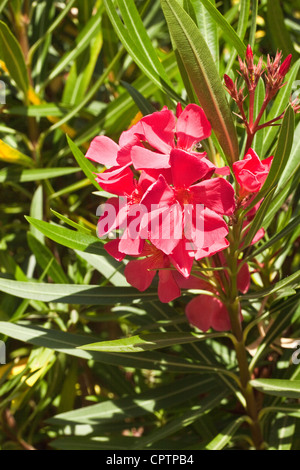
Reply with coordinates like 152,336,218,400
233,149,273,196
185,260,250,332
137,149,235,276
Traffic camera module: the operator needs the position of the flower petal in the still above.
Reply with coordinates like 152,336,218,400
237,262,251,294
131,146,171,170
95,165,135,196
191,178,236,215
139,109,176,153
186,295,231,332
158,270,181,302
170,148,215,188
124,258,157,291
86,136,120,167
140,174,175,209
168,238,194,278
176,104,211,150
190,206,228,252
144,203,183,255
104,239,126,261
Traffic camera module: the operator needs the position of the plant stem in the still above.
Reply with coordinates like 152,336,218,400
226,219,264,449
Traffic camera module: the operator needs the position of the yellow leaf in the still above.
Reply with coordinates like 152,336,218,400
0,140,35,167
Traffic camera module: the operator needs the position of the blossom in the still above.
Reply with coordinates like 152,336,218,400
233,149,273,196
138,149,235,275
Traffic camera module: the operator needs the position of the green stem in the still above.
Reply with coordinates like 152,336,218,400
226,219,264,449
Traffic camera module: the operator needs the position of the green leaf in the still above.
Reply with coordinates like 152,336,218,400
0,0,9,14
252,78,266,155
0,167,80,183
79,331,230,353
242,269,300,300
184,0,219,69
50,209,92,235
75,250,128,287
262,59,300,157
267,0,297,60
205,416,247,450
135,389,227,449
67,136,100,190
62,22,103,106
103,0,181,103
0,277,158,305
241,187,275,251
268,413,296,451
30,185,44,242
249,295,300,370
246,214,300,261
0,20,29,96
27,233,69,284
48,375,216,425
224,0,251,75
25,217,104,256
0,322,235,374
120,80,156,116
161,0,239,165
28,0,78,68
7,104,69,117
116,0,172,84
250,379,300,399
246,106,295,211
188,0,246,56
50,436,138,451
46,8,103,84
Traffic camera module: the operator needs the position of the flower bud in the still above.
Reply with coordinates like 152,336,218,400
224,74,234,90
279,54,292,77
246,44,253,61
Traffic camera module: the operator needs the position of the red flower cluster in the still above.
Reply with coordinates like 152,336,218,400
86,104,273,332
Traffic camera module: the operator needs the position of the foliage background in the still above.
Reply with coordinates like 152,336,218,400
0,0,299,450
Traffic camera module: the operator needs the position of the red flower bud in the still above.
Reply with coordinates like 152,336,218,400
279,54,292,77
224,74,234,90
246,44,253,60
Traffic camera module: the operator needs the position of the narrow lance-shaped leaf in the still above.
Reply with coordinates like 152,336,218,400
262,59,300,157
244,106,295,212
241,187,275,251
161,0,239,165
0,20,29,97
0,167,80,184
205,416,247,450
67,136,100,190
0,140,35,168
79,331,231,353
187,0,246,56
25,217,105,256
0,277,158,304
183,0,219,70
250,379,300,399
267,0,297,61
242,269,300,300
103,0,182,103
